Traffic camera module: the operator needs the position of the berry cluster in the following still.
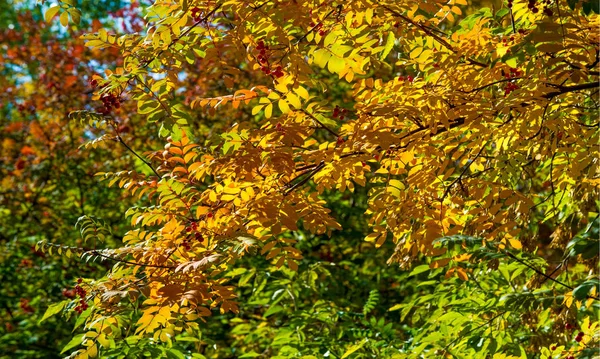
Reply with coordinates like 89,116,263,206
309,20,326,36
527,0,540,13
503,68,521,96
332,105,348,120
98,93,121,115
398,75,414,83
73,278,89,314
191,7,203,22
183,221,205,250
501,36,516,46
256,41,285,78
574,331,585,343
181,239,192,251
540,0,554,16
520,0,552,14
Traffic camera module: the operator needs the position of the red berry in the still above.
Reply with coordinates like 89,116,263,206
77,278,83,284
207,213,213,218
550,346,556,350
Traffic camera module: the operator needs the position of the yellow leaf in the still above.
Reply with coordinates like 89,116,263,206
508,238,522,250
251,105,264,115
286,93,301,109
45,6,60,23
265,104,273,118
196,206,210,218
294,86,309,100
456,267,469,281
59,11,69,27
278,99,290,114
365,8,374,24
563,291,574,308
430,257,451,268
410,47,422,59
328,56,345,74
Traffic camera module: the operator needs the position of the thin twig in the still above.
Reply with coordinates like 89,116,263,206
501,249,599,301
116,135,160,177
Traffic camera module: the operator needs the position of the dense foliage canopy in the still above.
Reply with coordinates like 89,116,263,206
1,0,599,358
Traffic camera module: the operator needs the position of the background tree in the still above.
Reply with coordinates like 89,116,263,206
2,0,598,358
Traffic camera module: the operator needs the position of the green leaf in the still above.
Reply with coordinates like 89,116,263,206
61,334,84,354
380,31,395,60
39,300,68,324
138,100,161,115
341,338,368,358
239,351,260,358
495,8,509,18
573,280,599,300
264,305,283,317
166,349,185,359
409,264,430,277
73,307,92,330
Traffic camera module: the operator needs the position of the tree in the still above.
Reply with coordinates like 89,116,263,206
0,3,159,357
7,0,600,358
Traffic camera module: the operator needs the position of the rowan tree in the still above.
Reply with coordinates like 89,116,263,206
3,0,599,358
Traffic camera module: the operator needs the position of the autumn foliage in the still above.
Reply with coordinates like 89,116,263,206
1,0,599,358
